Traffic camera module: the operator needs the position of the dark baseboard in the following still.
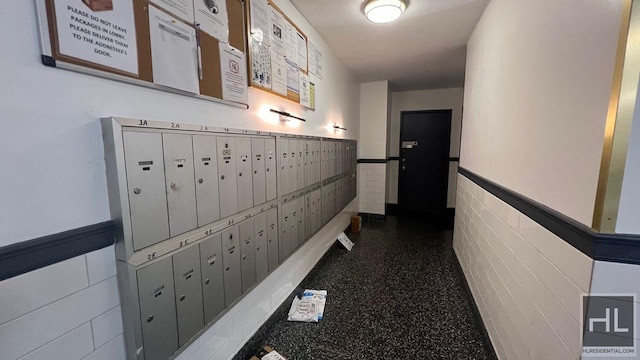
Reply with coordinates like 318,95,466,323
385,204,455,229
452,250,498,360
358,212,386,221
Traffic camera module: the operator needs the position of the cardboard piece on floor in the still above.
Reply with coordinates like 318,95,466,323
337,232,354,251
351,215,361,233
250,346,287,360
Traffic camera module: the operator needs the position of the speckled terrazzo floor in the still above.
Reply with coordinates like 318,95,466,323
234,213,496,360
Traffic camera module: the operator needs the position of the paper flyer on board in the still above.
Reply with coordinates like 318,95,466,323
296,30,307,71
249,0,270,45
286,59,300,94
271,50,287,96
193,0,228,42
308,41,323,79
251,40,272,89
299,72,310,107
269,6,285,55
149,0,194,23
285,21,298,63
148,5,199,93
310,82,316,109
220,42,248,103
53,0,139,75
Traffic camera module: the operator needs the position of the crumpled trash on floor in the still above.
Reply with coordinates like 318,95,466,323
287,289,327,322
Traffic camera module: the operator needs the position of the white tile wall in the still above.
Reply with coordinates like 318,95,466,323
358,163,386,215
91,306,123,348
453,174,594,359
1,205,355,360
0,255,89,325
590,260,640,341
0,248,123,360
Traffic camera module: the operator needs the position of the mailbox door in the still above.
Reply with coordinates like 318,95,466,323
254,212,269,281
173,245,205,346
123,131,169,250
137,257,178,360
217,137,239,218
251,138,266,206
266,207,279,272
193,135,221,227
163,133,197,237
297,197,305,245
221,226,241,306
236,137,254,212
239,218,256,293
199,234,225,324
265,138,277,201
289,139,298,193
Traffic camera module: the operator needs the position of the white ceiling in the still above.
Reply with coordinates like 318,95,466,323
290,0,490,91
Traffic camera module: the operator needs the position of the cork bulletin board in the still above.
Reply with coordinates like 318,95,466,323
245,0,315,109
35,0,249,107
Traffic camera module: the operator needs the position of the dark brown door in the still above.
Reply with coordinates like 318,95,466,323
399,110,452,212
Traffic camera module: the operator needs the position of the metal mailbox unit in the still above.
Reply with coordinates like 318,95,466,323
101,117,356,360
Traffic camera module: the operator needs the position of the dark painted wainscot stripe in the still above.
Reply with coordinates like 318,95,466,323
357,158,388,164
385,157,459,162
458,167,640,266
0,221,115,281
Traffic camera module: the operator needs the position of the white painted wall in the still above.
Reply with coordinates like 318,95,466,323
0,0,359,247
455,0,626,358
460,0,624,226
358,81,389,159
616,77,640,234
0,0,360,359
387,88,463,206
358,81,389,214
388,88,463,158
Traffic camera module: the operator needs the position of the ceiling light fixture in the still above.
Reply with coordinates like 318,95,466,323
364,0,407,24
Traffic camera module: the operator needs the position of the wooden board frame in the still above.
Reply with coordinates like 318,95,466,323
245,0,312,108
35,0,249,108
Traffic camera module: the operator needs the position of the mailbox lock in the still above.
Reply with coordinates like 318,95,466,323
198,178,204,184
170,182,177,190
226,266,230,271
147,315,154,323
239,172,243,177
179,295,186,302
221,175,225,180
242,255,246,260
133,187,141,195
205,279,210,285
254,170,257,174
256,246,260,251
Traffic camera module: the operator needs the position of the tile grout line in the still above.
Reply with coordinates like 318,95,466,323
0,275,118,328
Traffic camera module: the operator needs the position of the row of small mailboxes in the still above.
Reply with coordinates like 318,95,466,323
133,176,357,360
122,130,357,254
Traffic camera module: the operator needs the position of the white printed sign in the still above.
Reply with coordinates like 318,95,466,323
337,232,354,251
54,0,139,75
194,0,229,42
220,43,248,103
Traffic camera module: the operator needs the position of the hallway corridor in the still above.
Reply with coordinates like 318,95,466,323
235,215,497,359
